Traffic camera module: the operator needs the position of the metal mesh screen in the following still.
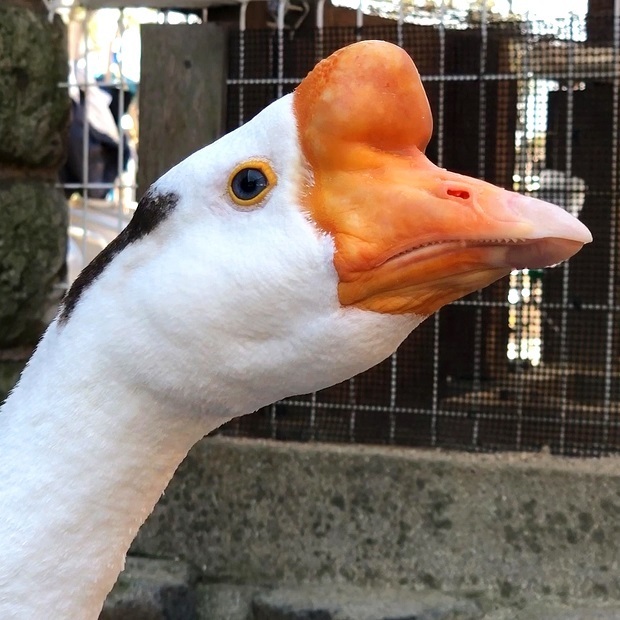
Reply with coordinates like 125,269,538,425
219,13,620,457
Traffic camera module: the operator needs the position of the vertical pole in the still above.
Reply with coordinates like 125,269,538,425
512,11,533,450
471,0,488,448
356,0,363,41
239,0,248,126
387,0,407,444
558,12,577,454
431,0,447,446
116,9,126,232
81,11,91,260
397,0,404,48
602,0,620,448
276,0,286,100
348,0,364,443
316,0,325,62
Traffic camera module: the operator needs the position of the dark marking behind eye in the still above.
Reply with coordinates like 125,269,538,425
58,190,178,325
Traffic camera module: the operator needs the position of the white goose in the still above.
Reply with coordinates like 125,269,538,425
0,41,591,619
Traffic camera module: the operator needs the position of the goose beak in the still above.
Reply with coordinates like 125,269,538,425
294,40,592,316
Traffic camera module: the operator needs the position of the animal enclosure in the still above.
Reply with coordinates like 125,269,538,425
60,1,619,457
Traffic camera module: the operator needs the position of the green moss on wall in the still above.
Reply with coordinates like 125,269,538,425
0,181,67,346
0,4,69,351
0,7,69,170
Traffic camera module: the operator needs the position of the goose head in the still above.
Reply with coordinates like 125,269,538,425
57,40,591,423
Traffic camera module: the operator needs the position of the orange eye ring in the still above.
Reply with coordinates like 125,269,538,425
227,160,277,208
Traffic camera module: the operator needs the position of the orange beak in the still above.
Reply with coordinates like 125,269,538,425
294,41,592,316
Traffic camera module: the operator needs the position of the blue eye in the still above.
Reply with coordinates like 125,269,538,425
228,161,276,208
231,167,269,201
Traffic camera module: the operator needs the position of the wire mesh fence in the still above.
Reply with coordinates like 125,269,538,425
218,12,620,457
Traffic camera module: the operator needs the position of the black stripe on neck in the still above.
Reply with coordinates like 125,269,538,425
58,190,179,325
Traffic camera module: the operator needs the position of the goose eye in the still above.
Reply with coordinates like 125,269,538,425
228,160,276,208
232,168,267,199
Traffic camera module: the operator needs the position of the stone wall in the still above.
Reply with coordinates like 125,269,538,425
101,437,620,619
0,0,68,381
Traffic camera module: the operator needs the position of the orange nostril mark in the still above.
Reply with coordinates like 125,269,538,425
447,189,471,200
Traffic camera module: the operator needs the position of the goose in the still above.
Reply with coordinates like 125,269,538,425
0,40,591,619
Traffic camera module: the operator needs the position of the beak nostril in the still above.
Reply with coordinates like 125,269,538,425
447,189,471,200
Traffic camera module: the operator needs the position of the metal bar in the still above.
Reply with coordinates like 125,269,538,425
396,0,404,48
115,10,127,232
316,0,326,62
388,352,398,444
436,2,446,169
602,2,620,446
227,77,300,85
269,403,278,440
348,377,357,443
348,0,365,437
276,0,285,100
226,70,620,87
452,298,617,312
512,18,534,450
430,0,447,447
557,12,577,454
80,12,91,260
471,0,489,448
280,399,620,424
238,1,248,126
476,0,488,198
388,0,405,445
59,182,129,190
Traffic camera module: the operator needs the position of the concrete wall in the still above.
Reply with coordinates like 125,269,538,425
125,436,620,616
